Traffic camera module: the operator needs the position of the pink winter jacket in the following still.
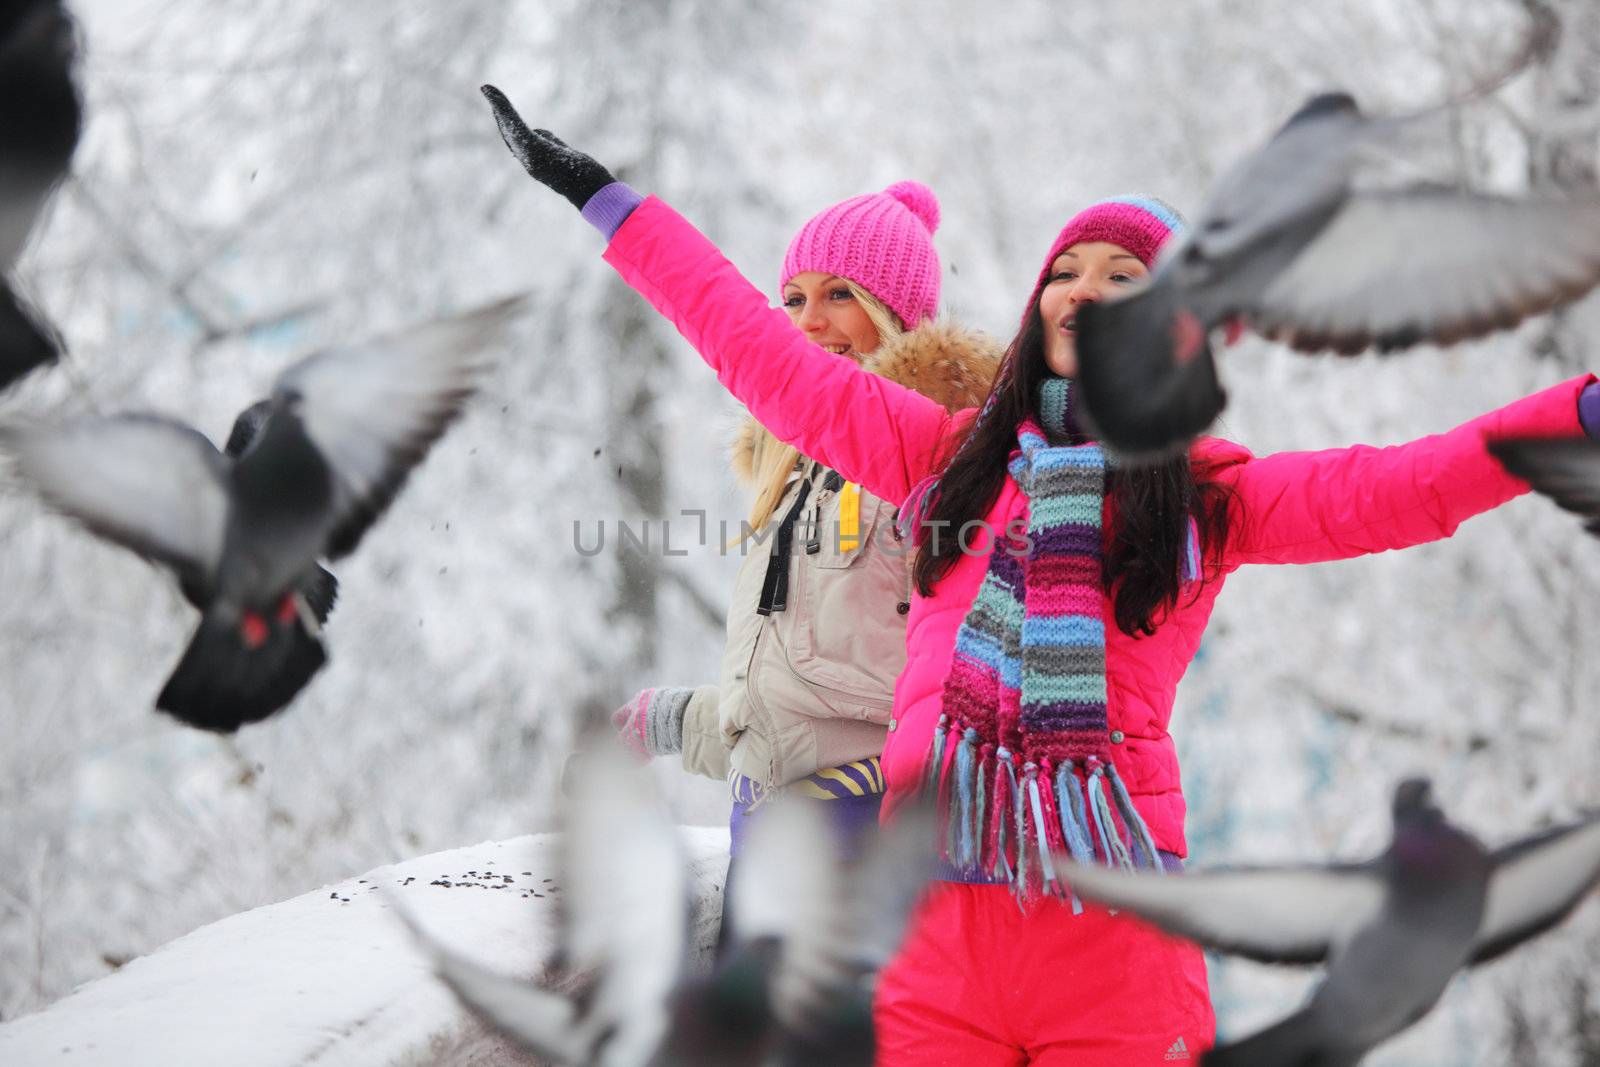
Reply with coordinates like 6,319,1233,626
605,195,1592,858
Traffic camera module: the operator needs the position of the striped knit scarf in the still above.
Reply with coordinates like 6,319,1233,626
926,377,1166,903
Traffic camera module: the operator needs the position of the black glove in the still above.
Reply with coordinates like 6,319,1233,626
480,85,616,211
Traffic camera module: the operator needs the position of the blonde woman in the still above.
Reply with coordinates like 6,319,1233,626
602,180,998,934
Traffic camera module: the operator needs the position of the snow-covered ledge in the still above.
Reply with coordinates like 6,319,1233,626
0,828,730,1067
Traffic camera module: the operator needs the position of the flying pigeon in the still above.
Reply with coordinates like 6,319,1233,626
1487,435,1600,538
1055,778,1600,1066
2,294,521,731
1074,92,1600,459
0,0,81,390
397,731,935,1067
158,398,341,720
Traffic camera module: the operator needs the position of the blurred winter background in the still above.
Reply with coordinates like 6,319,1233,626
1,0,1597,1062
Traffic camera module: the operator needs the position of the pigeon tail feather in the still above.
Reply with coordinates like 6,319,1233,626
157,609,327,731
301,566,339,626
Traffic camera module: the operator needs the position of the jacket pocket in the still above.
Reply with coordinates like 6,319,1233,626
812,482,868,570
783,490,906,719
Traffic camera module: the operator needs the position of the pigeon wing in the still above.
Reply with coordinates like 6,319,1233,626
271,294,523,560
1486,437,1600,537
735,796,932,1067
1252,191,1600,355
728,796,838,1029
1473,815,1600,964
558,737,689,1067
388,899,586,1065
740,798,935,1058
2,414,230,594
730,795,835,947
842,800,940,974
1194,94,1365,262
775,802,943,1065
1058,859,1385,964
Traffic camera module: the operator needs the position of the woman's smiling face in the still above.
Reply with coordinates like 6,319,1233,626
782,272,882,360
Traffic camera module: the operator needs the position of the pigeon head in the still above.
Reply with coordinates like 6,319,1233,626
1287,91,1359,127
680,937,780,1051
223,399,276,459
1392,777,1441,824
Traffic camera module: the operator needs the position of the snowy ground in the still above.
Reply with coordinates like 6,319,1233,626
0,829,730,1067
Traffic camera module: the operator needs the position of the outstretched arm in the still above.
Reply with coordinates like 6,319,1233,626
482,87,953,506
1214,375,1596,568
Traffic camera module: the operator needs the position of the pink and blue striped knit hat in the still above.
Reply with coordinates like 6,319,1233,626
781,180,942,329
1028,194,1186,307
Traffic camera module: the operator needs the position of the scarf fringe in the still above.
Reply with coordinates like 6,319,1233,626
1022,765,1058,899
983,747,1017,882
974,743,993,871
1086,764,1136,871
1106,761,1163,871
932,730,1162,902
951,727,980,869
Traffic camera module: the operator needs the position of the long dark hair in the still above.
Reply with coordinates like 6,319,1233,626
910,305,1233,637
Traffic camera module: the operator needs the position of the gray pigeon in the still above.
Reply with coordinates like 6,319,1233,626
397,731,935,1067
733,794,936,1067
1074,92,1600,459
2,294,520,730
175,398,343,714
1056,778,1600,1067
0,0,81,389
1487,435,1600,538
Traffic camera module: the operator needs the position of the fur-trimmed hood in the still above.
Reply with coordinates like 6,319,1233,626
731,320,1003,485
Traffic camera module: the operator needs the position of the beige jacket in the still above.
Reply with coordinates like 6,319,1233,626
680,321,1001,788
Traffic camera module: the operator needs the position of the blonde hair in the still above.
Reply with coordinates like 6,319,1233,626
743,281,906,534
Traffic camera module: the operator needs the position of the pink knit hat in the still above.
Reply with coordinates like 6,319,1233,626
781,180,942,328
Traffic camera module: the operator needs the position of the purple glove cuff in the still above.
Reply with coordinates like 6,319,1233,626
580,181,645,240
1578,381,1600,440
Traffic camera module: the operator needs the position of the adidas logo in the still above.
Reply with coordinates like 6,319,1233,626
1163,1036,1191,1061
